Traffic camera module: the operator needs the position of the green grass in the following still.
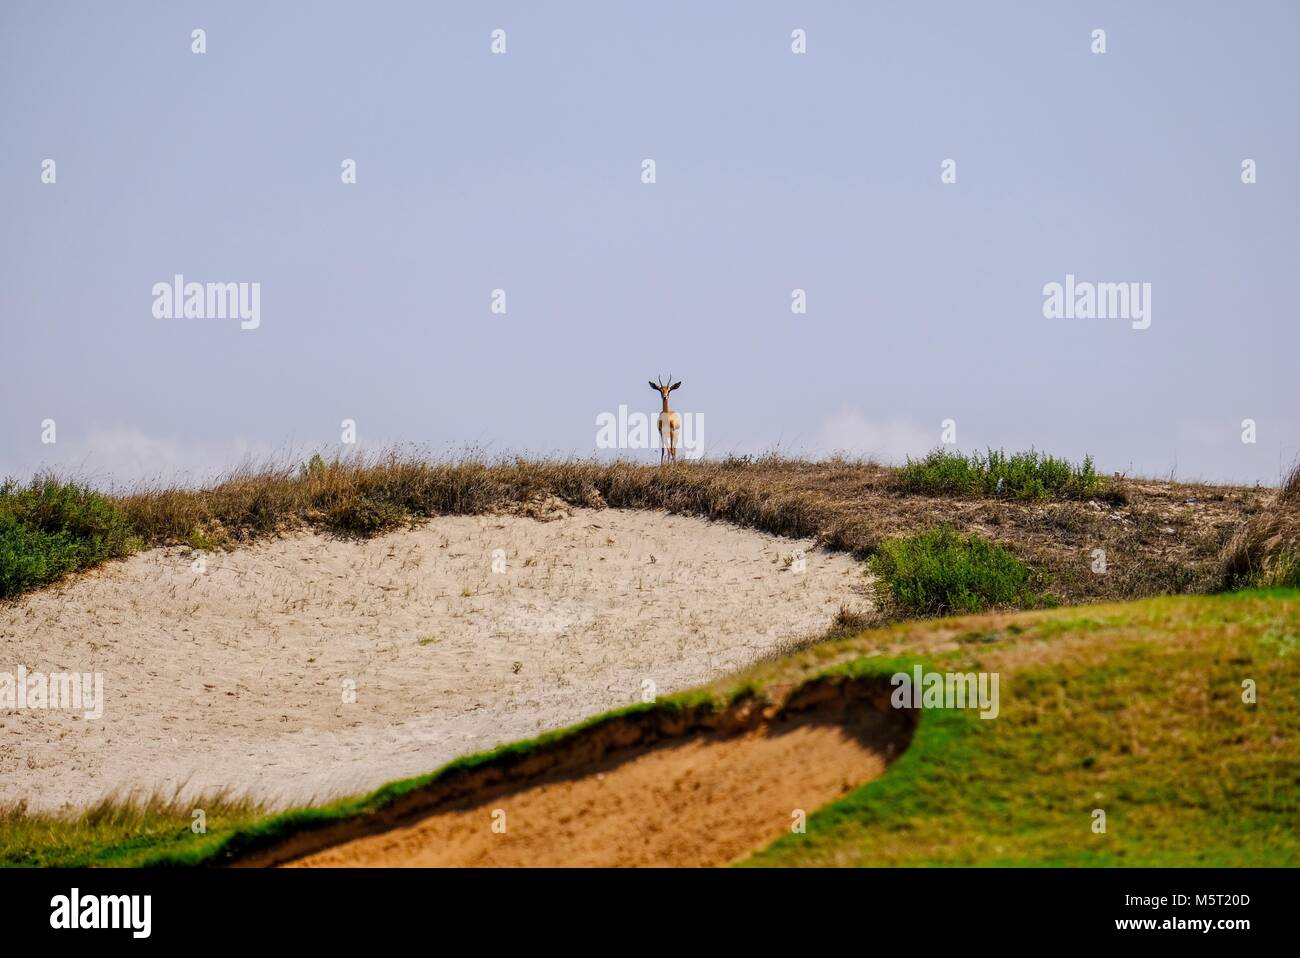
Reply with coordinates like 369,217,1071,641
745,588,1300,866
869,526,1051,616
898,448,1102,500
0,477,141,599
0,793,264,869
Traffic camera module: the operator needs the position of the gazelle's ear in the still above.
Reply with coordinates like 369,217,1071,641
670,381,682,391
648,381,660,390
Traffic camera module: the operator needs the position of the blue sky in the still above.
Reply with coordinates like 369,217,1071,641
2,1,1297,486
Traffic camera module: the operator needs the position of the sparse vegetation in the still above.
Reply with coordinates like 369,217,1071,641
868,527,1050,616
826,604,874,640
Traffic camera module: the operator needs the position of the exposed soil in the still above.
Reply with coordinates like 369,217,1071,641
241,675,915,868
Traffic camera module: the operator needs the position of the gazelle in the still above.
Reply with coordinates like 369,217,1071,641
648,375,682,464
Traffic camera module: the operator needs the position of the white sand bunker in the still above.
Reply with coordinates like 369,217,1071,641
0,508,871,812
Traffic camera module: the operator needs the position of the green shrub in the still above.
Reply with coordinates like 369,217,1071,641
898,448,1101,500
868,526,1049,616
0,477,140,599
322,497,407,538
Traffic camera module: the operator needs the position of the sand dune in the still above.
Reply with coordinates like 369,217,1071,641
1,508,871,811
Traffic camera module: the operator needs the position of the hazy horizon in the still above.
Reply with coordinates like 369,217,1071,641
3,1,1297,488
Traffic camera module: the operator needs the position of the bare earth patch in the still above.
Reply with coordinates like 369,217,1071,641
288,709,896,868
0,509,870,811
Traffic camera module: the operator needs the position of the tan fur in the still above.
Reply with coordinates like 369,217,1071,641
649,376,684,464
658,411,682,463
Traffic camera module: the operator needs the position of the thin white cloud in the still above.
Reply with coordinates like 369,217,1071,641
1,429,288,490
812,408,935,464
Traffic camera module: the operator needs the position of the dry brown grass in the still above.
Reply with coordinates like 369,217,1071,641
105,450,1270,607
1222,460,1300,588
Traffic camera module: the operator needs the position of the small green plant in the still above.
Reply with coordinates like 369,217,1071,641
298,453,327,479
868,526,1049,616
898,448,1101,500
187,524,223,551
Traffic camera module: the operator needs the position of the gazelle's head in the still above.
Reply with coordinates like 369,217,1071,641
648,375,681,402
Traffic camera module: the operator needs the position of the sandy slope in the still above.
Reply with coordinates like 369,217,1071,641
1,508,871,811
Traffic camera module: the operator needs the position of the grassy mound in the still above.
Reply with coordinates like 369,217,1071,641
869,527,1050,616
0,451,1268,608
898,448,1103,500
747,588,1299,866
